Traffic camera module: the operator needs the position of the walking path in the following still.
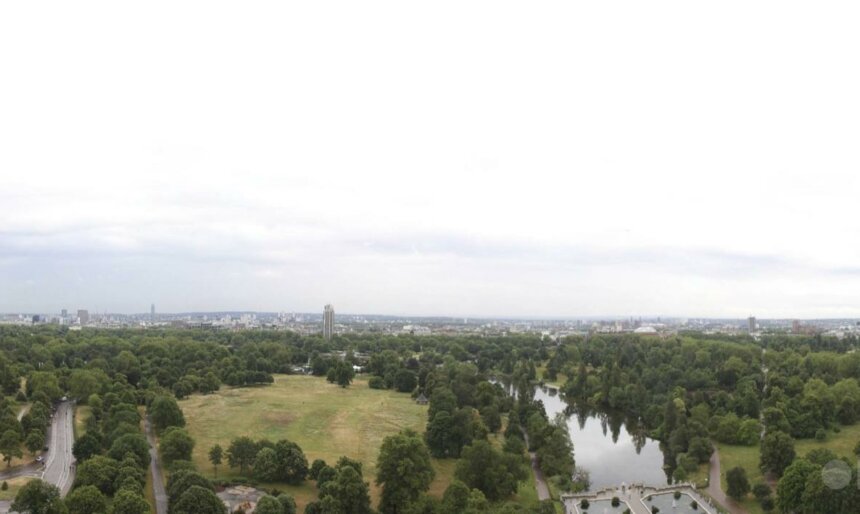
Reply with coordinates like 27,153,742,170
521,429,550,500
706,445,748,514
144,416,168,514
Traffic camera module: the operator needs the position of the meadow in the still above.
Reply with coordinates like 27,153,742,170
179,374,456,509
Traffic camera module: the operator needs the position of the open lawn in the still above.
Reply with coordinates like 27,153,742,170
0,476,33,501
717,443,765,514
717,424,860,514
180,374,454,510
74,405,91,440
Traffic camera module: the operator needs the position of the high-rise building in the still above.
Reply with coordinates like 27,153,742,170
151,303,156,323
748,316,756,333
61,308,67,318
77,309,90,325
323,304,335,340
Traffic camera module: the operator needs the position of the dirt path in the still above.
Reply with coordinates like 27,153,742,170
707,445,748,514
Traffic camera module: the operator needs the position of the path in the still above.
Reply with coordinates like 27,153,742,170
521,430,550,500
41,401,75,496
706,445,748,514
144,416,168,514
0,401,75,513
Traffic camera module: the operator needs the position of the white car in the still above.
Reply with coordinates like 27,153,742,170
36,456,43,463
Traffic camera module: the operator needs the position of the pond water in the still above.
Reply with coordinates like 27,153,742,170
517,382,671,491
644,492,705,514
576,499,631,514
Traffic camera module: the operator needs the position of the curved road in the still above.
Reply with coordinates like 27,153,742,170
0,401,75,513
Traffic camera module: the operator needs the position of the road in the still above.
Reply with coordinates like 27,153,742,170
0,401,75,513
41,401,75,496
144,416,168,514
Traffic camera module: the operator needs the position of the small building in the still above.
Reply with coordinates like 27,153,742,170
415,393,429,405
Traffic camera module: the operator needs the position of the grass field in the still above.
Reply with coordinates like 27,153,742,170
74,405,91,440
0,476,33,501
180,374,455,510
717,423,860,514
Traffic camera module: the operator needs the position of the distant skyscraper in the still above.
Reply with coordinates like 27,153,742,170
748,316,756,333
77,309,90,325
323,304,335,340
151,303,155,323
61,309,67,318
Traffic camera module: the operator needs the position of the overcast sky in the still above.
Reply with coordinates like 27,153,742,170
2,2,860,318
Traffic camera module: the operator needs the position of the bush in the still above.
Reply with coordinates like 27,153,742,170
815,429,827,441
580,499,589,509
690,500,698,510
652,507,660,514
612,496,620,507
752,482,771,500
673,491,681,499
368,376,386,389
1,481,7,491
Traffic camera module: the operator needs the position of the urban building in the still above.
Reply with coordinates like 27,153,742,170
151,303,155,323
748,316,756,332
77,309,90,325
323,304,335,340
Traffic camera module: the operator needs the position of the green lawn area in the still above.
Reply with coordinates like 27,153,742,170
74,405,91,440
718,424,860,514
0,476,33,501
180,374,454,511
717,443,765,514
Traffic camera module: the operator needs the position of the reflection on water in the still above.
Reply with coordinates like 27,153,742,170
499,379,670,491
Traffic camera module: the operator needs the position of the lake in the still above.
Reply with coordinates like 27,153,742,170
530,384,671,491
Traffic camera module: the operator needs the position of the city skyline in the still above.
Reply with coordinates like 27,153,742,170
3,2,860,319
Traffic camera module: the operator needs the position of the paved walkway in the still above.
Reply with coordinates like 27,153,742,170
521,429,550,500
706,445,748,514
563,485,717,514
144,416,168,514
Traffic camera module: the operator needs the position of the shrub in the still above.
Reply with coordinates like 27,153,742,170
673,491,681,499
611,496,620,507
580,499,590,509
690,500,698,510
815,429,827,441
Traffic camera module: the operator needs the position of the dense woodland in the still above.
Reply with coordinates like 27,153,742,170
1,326,859,513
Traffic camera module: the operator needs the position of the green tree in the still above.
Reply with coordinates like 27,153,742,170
72,432,102,462
75,455,120,495
227,436,257,475
172,485,227,514
254,447,280,482
393,370,418,393
776,458,818,513
10,479,67,514
326,361,355,388
760,431,795,477
0,429,22,467
208,444,223,477
111,489,150,514
108,433,150,468
726,466,750,500
278,494,298,514
376,430,435,514
455,440,527,502
64,485,107,514
148,395,185,431
159,427,195,465
319,465,372,514
25,430,44,455
255,495,285,514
